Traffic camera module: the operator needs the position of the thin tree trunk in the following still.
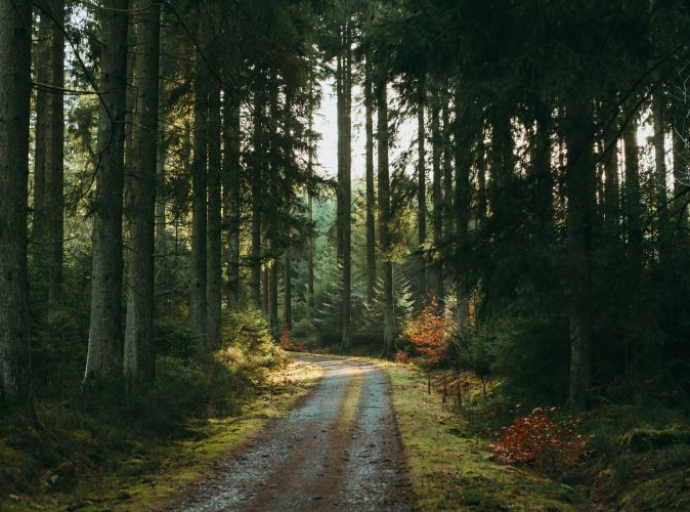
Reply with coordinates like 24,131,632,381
124,0,160,390
283,89,294,332
33,8,50,255
534,101,554,229
417,82,427,304
476,121,487,226
341,28,352,351
223,91,241,310
207,71,222,349
251,71,264,309
653,92,669,262
564,96,596,406
364,54,376,305
84,0,129,393
454,91,471,332
191,46,209,338
442,91,454,255
672,125,689,243
431,87,444,303
155,56,167,270
46,0,65,307
0,0,32,408
623,110,643,270
377,79,394,357
603,99,620,241
306,93,315,318
268,71,279,337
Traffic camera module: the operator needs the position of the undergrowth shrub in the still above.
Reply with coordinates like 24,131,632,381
404,297,455,365
279,329,305,352
491,407,591,478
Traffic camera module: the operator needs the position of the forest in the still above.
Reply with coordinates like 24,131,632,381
3,0,690,510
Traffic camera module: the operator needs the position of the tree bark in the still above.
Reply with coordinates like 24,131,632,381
191,46,209,338
623,109,643,270
417,82,427,304
653,92,669,262
268,71,279,337
341,27,352,351
306,86,316,318
33,8,50,256
564,96,596,406
251,71,264,309
84,0,129,393
430,87,444,303
124,0,160,390
377,79,394,357
223,89,241,310
207,75,222,349
476,121,487,226
454,91,471,333
0,0,32,408
603,99,620,242
364,54,376,305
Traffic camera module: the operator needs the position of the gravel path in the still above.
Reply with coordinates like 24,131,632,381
173,354,415,511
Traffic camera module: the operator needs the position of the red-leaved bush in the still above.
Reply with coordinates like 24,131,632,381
279,329,305,352
491,407,590,477
405,297,454,364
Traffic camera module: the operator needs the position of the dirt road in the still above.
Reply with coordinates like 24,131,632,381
174,354,414,511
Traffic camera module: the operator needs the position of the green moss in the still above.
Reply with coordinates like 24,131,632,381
384,363,582,511
1,359,323,512
618,427,690,453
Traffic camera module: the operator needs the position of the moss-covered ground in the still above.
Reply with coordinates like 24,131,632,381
382,362,582,511
1,359,323,511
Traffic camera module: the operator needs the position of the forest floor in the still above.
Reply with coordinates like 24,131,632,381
174,354,415,511
5,353,689,510
0,359,323,511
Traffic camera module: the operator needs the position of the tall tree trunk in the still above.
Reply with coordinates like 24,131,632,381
377,78,394,357
442,91,454,256
534,101,554,230
341,28,352,351
223,90,241,310
623,110,643,270
283,89,294,333
46,0,65,308
124,0,160,390
364,53,376,305
672,124,689,243
653,92,669,263
417,82,427,303
0,0,32,408
155,56,167,272
603,99,620,241
431,87,444,303
476,121,487,226
251,72,264,309
84,0,129,393
564,96,596,406
306,98,315,318
454,91,471,332
268,72,279,337
207,72,222,349
191,47,209,338
33,8,50,257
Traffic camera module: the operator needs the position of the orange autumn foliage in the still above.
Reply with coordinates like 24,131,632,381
405,297,455,364
279,329,305,352
491,407,591,477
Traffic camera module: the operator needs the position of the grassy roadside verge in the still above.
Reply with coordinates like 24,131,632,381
3,359,323,511
383,362,582,511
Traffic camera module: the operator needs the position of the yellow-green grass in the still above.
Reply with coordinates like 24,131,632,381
4,359,323,512
384,362,583,511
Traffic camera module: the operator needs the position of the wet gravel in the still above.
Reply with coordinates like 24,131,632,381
173,355,415,512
